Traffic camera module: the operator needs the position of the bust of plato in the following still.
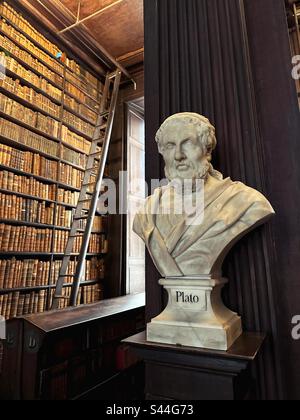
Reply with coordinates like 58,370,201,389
133,113,275,278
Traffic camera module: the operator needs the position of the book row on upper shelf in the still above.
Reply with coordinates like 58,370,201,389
0,17,102,105
0,17,64,75
0,111,88,170
0,33,63,88
0,33,101,110
1,51,62,102
0,87,95,142
0,192,106,228
0,170,95,208
0,144,97,190
0,224,108,254
0,257,105,290
0,283,103,319
0,1,100,90
0,193,104,229
0,72,61,118
0,50,99,124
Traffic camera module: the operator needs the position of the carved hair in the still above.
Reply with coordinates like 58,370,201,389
155,113,217,157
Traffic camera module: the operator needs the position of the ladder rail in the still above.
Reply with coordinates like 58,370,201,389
51,69,121,310
70,70,122,306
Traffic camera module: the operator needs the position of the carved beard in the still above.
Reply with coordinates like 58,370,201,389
165,159,211,184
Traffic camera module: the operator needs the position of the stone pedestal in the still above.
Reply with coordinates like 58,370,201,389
147,277,242,351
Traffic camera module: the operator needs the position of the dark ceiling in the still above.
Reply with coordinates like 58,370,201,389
57,0,144,68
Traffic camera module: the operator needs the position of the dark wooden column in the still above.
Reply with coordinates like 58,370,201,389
144,0,300,400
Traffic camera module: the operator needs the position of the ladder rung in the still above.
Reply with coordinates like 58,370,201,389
74,215,89,220
78,197,91,202
82,183,95,188
60,275,75,278
89,151,102,158
100,111,109,118
54,296,69,300
69,234,84,238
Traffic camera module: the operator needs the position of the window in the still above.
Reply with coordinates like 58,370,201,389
126,101,146,294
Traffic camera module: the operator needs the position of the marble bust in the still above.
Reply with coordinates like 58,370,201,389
133,113,275,278
133,113,275,350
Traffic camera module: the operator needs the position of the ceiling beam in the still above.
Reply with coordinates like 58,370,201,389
58,0,124,35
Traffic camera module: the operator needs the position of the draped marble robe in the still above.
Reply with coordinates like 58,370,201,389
133,174,275,278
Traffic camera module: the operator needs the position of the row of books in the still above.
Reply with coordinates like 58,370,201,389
0,93,93,159
0,192,55,224
0,224,107,253
0,101,60,156
0,257,104,290
53,230,107,254
62,145,86,169
0,18,64,75
0,145,84,189
0,144,57,179
0,290,48,319
0,283,103,319
0,189,106,228
0,2,101,91
54,284,103,310
0,259,51,289
50,258,105,286
64,93,98,125
61,126,91,155
66,70,101,101
1,63,99,142
66,61,99,89
0,224,52,252
1,52,62,102
65,81,99,109
0,170,57,201
0,34,63,87
55,205,73,228
63,109,94,138
0,74,61,118
0,2,61,58
57,188,79,206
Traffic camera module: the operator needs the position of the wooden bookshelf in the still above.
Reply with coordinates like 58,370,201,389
0,0,108,318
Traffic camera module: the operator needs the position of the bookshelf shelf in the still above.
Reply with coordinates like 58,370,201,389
66,78,101,105
61,120,94,142
0,132,88,172
0,22,64,78
66,69,102,94
0,109,60,144
5,67,62,106
63,102,97,126
0,1,107,319
0,218,72,231
61,140,90,156
0,48,63,94
0,280,103,295
1,13,59,61
0,84,61,122
65,89,100,112
0,188,56,205
0,252,105,258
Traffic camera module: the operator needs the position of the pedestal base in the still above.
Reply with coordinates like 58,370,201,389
123,331,266,400
147,277,242,351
